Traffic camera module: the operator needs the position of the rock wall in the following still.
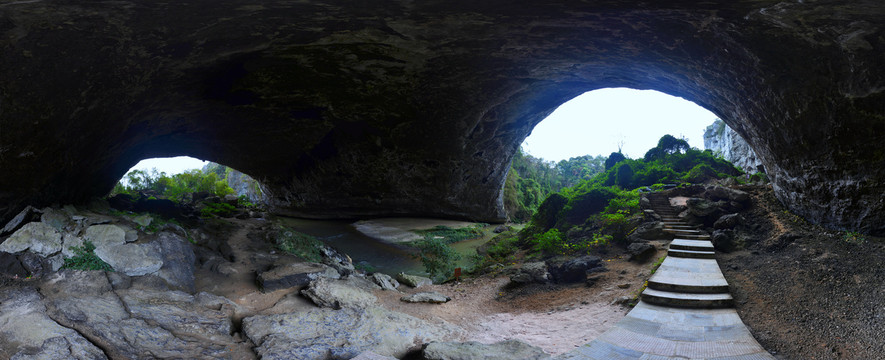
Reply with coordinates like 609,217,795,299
703,119,764,174
0,1,883,234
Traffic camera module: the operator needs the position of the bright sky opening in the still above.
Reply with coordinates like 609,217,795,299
127,156,209,176
521,88,718,161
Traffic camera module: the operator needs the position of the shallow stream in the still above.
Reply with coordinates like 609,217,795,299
273,217,498,276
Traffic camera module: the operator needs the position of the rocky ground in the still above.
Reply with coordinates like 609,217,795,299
715,186,885,360
0,198,655,360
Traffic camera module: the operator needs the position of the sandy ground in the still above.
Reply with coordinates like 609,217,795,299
192,217,654,357
352,218,478,243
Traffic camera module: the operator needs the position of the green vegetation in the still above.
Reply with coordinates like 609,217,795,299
503,148,607,222
843,231,866,244
414,225,485,244
518,135,742,256
200,202,237,218
414,236,462,282
62,241,114,272
274,227,324,262
112,168,235,201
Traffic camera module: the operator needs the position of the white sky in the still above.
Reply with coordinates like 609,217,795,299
127,88,718,176
521,88,718,161
128,156,208,175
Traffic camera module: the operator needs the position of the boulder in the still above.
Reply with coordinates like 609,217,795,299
94,243,164,276
132,214,152,228
714,213,742,230
493,225,508,233
0,287,106,360
301,277,378,309
686,198,722,217
706,186,750,204
396,272,433,288
420,340,550,360
19,252,49,278
0,252,28,278
243,306,461,359
60,234,84,258
549,256,603,283
39,271,243,359
632,222,674,241
0,222,62,257
509,261,549,284
370,273,400,291
711,230,741,253
627,242,657,263
153,232,197,293
0,206,41,237
40,207,72,231
82,224,126,248
320,246,355,277
400,292,451,304
257,262,340,292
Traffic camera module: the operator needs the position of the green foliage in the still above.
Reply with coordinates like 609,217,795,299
520,134,741,249
274,227,324,262
503,147,607,222
749,172,769,183
111,167,238,203
604,152,626,170
200,202,236,218
62,241,114,272
533,229,565,255
649,255,666,275
414,236,462,281
485,236,520,261
843,231,866,244
414,225,484,244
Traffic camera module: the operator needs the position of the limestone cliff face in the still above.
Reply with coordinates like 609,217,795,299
225,169,266,205
0,1,883,233
703,120,764,175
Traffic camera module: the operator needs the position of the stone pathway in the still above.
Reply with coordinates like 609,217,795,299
557,193,775,359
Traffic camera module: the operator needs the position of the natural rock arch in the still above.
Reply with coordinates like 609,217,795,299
1,1,883,233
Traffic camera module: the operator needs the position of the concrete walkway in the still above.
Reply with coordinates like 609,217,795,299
557,194,775,359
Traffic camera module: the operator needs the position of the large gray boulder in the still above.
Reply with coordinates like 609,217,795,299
301,277,378,309
0,222,62,257
548,256,603,283
40,207,73,232
421,340,550,360
0,287,106,360
93,242,163,276
257,262,340,292
82,224,126,248
243,306,461,359
39,270,244,359
400,292,451,304
370,273,400,291
510,262,549,284
154,232,197,293
396,272,433,288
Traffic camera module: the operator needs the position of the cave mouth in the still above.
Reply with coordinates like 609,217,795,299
111,156,267,206
521,88,719,161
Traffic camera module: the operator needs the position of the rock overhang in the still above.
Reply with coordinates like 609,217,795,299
0,0,882,233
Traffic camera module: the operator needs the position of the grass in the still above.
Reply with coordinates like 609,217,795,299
631,255,668,305
275,227,324,262
843,231,866,244
414,225,485,244
62,241,114,272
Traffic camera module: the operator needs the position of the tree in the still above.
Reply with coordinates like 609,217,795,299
604,152,626,170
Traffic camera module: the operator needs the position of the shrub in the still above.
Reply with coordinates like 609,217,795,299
533,228,565,255
62,241,114,272
200,202,236,218
275,227,324,262
414,236,462,281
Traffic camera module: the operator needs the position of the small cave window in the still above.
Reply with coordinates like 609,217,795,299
111,156,266,206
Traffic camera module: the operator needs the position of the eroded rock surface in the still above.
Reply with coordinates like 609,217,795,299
0,1,883,234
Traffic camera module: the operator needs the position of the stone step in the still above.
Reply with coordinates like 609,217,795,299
663,224,695,229
647,257,730,294
676,234,711,240
640,288,734,309
669,239,714,251
668,248,716,259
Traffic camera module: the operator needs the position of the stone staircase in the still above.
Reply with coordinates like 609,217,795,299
641,193,734,308
557,192,775,359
